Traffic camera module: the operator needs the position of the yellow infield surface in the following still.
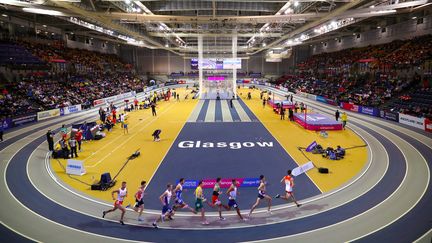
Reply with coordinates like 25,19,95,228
51,87,368,204
50,88,198,202
238,87,368,192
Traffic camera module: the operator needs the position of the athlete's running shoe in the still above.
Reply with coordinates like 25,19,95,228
120,220,125,225
152,223,158,229
219,217,226,221
275,194,281,198
102,211,106,218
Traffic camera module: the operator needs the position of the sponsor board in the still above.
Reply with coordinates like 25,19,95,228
2,118,13,130
12,114,37,126
359,106,380,117
425,118,431,132
93,99,104,106
178,140,274,150
315,96,327,104
380,111,399,122
398,113,425,130
66,159,86,176
292,161,315,176
37,109,61,121
341,102,359,112
61,104,82,115
179,178,260,189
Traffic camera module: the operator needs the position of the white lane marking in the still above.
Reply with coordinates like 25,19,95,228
187,100,204,122
204,100,216,122
86,102,177,167
232,99,251,122
221,100,233,122
43,123,392,232
414,228,432,243
246,85,430,242
0,220,41,243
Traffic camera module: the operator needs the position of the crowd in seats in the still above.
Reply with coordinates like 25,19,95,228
280,35,432,118
387,86,432,119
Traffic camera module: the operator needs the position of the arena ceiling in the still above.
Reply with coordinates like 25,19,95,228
0,0,431,57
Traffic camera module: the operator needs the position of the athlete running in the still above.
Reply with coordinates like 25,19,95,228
153,184,175,229
195,181,209,225
132,181,146,221
172,178,197,215
226,179,247,221
248,175,272,217
207,177,229,220
102,181,129,225
275,170,302,207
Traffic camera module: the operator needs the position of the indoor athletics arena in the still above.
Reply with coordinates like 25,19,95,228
0,0,431,242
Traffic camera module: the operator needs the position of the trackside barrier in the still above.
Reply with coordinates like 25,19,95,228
179,178,260,189
37,108,61,121
398,113,425,130
4,84,187,131
259,83,431,133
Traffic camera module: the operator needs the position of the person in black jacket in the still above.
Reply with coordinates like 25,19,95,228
335,110,340,121
47,129,54,152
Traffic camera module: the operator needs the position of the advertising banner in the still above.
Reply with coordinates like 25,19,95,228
398,113,425,130
292,161,315,176
2,118,13,130
37,109,61,121
12,114,37,127
93,98,104,106
380,111,399,122
316,96,327,104
359,106,380,117
66,159,86,176
180,178,260,189
61,104,82,115
424,118,431,132
341,102,359,112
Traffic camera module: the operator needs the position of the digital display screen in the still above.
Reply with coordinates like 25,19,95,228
207,76,225,81
191,58,241,70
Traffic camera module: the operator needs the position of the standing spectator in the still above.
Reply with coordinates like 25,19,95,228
134,98,139,111
289,108,294,121
47,129,54,152
230,96,234,108
177,93,180,101
123,119,129,134
151,103,157,116
280,107,285,120
60,124,68,139
59,138,69,159
112,108,117,124
69,136,78,158
263,98,266,108
0,121,3,142
341,112,348,130
75,129,83,152
335,110,340,121
99,107,104,121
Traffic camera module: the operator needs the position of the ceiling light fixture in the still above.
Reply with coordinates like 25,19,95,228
294,1,299,7
22,8,64,16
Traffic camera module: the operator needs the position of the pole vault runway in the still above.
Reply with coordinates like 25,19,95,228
0,85,431,242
